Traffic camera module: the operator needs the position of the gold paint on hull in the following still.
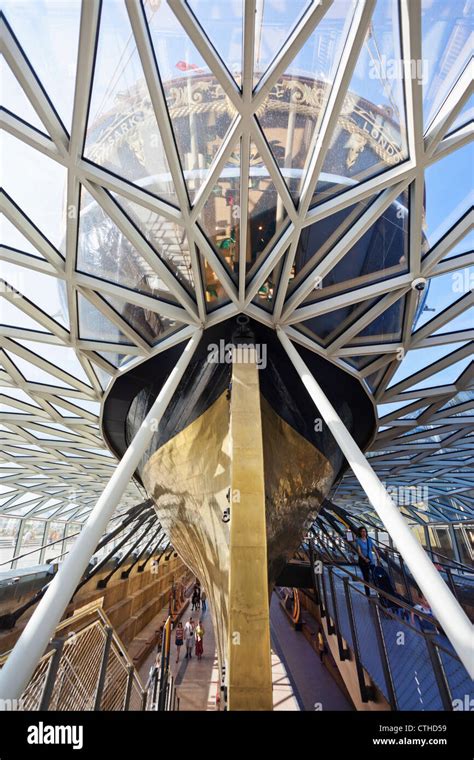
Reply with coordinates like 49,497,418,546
143,371,335,708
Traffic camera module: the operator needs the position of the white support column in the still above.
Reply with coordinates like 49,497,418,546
0,331,202,701
277,328,474,678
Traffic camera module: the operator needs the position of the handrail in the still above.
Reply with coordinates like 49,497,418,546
306,540,442,629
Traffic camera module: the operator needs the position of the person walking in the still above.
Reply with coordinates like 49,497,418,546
184,617,195,659
200,589,207,612
195,620,204,661
317,628,325,663
174,621,184,664
356,526,380,596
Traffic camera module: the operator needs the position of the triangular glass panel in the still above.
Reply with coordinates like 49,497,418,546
1,216,45,258
15,340,92,386
4,349,72,389
288,193,379,297
347,295,406,346
387,342,468,390
302,191,409,306
144,0,238,203
96,349,135,370
447,93,474,137
187,0,243,84
422,0,472,129
0,299,49,334
344,354,384,371
433,306,473,336
3,131,67,252
247,140,287,270
251,247,292,314
423,141,473,248
0,260,69,328
257,0,356,202
77,292,134,345
77,187,180,304
110,192,195,296
1,56,49,134
100,291,186,347
312,0,409,206
88,359,114,390
198,140,241,280
297,296,379,347
199,249,231,312
84,0,177,205
3,0,80,131
439,229,473,261
414,269,473,332
253,0,312,84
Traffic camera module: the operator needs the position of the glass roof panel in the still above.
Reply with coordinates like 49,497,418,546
2,132,67,253
76,187,180,303
422,0,473,128
145,0,237,203
77,292,133,345
253,0,311,82
423,141,474,248
387,342,469,389
84,0,177,205
1,56,48,133
198,141,241,280
303,192,409,305
257,0,356,202
100,291,186,347
313,0,409,206
447,93,474,136
1,216,46,258
247,140,288,269
0,261,69,328
110,192,195,295
3,0,81,131
187,0,243,83
414,268,473,331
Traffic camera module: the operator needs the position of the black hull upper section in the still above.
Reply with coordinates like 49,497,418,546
102,318,376,486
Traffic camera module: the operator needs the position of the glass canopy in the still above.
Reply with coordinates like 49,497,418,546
0,0,472,569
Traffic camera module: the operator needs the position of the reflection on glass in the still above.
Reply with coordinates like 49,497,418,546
77,188,180,303
254,0,311,82
302,192,409,306
187,0,243,82
145,0,237,202
77,292,134,345
101,292,185,347
110,193,195,295
422,0,473,128
314,0,409,205
257,0,356,201
199,250,230,310
198,142,241,277
84,0,177,204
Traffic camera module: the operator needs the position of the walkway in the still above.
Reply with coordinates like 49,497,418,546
270,593,353,711
139,595,351,710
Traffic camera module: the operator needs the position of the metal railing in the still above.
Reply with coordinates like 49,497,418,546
0,602,145,711
309,542,473,711
144,616,180,711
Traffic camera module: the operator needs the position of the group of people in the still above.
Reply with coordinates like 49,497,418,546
191,581,206,612
174,616,205,662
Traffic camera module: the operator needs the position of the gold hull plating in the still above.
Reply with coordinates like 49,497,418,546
143,381,335,706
